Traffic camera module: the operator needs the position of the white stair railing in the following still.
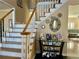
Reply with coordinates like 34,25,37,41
29,0,62,20
36,2,54,20
21,8,36,59
37,0,61,3
36,0,62,21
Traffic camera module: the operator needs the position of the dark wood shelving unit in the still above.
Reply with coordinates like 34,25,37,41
39,40,64,58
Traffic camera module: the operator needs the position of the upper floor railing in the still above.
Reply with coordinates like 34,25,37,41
21,0,62,35
21,0,62,59
36,0,61,3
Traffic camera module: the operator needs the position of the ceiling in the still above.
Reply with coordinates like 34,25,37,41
69,5,79,17
69,0,79,5
0,1,12,10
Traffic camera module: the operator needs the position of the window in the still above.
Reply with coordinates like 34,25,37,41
68,22,74,29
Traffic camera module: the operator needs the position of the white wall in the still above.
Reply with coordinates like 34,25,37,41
68,17,79,29
69,0,79,5
3,0,30,23
36,1,68,53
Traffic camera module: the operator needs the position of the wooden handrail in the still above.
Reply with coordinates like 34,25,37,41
21,7,36,35
1,9,14,20
21,32,31,35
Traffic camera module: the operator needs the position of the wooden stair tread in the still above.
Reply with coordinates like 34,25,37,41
2,41,21,45
2,36,22,38
11,27,24,29
0,56,21,59
0,47,21,53
0,36,22,38
6,31,21,33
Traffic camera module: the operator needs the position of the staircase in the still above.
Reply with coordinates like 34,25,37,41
0,23,25,59
25,0,68,59
0,0,68,59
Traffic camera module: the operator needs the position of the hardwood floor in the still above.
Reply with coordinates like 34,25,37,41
35,39,79,59
0,56,21,59
63,39,79,57
35,53,79,59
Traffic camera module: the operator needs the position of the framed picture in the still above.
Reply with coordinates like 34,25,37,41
49,16,61,32
17,0,23,8
41,25,45,29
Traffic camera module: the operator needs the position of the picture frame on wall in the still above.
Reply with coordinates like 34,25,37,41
17,0,23,8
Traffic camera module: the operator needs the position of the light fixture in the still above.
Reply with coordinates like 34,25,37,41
41,25,45,29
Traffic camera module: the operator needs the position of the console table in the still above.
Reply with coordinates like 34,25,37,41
39,40,64,58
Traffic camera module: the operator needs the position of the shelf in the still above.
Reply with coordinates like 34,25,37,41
43,50,60,52
42,44,61,47
39,40,64,56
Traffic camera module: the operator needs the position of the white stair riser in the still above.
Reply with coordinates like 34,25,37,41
37,2,54,12
27,23,35,29
26,29,36,32
14,24,25,28
35,21,40,25
1,44,22,49
2,38,21,42
27,25,35,29
0,51,21,57
6,33,22,37
14,26,24,29
10,28,23,32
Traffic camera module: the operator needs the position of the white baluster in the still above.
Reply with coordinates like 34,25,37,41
51,0,54,8
39,4,41,17
43,4,44,13
41,4,42,16
44,0,45,2
55,0,58,3
37,5,39,20
38,4,40,17
47,3,49,12
43,4,44,14
41,4,43,16
47,2,49,12
46,3,47,12
45,4,47,13
46,3,49,12
48,2,50,12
